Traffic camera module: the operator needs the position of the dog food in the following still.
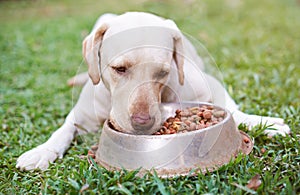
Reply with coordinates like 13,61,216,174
153,105,225,135
87,145,98,164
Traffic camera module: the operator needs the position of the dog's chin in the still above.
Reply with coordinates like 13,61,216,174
108,118,158,135
129,128,158,135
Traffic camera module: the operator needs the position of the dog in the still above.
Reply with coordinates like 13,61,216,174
16,12,290,171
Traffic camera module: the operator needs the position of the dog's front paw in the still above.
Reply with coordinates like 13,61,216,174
16,146,59,171
263,121,291,137
233,111,291,137
252,115,290,136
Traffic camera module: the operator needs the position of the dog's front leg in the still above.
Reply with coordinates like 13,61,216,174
16,110,78,171
16,80,110,171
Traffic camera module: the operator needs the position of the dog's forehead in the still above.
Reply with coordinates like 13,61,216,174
111,48,172,67
101,27,175,66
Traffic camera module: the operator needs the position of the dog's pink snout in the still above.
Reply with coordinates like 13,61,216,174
131,113,155,131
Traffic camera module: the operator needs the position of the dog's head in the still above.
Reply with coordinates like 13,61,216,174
82,12,184,134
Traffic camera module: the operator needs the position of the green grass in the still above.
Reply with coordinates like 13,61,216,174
1,0,299,194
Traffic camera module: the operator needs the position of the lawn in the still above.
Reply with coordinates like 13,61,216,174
0,0,299,194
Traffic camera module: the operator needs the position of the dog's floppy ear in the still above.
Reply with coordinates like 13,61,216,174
173,34,184,85
82,24,108,85
165,19,185,85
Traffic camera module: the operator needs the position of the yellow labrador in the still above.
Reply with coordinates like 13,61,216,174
16,12,290,171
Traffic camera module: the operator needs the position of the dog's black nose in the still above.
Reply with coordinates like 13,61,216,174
131,113,155,131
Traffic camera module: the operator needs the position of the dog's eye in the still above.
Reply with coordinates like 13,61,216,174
113,66,127,74
155,70,169,79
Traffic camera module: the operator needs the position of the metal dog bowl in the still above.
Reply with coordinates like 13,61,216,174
95,102,253,177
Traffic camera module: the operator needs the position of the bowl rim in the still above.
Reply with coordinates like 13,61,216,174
104,101,232,139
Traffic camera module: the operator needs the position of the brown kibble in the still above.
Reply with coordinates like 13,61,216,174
190,107,200,114
193,116,201,123
184,119,191,126
260,148,266,154
213,110,225,118
167,117,175,123
196,124,205,129
203,110,212,119
243,137,250,144
181,116,188,121
153,105,225,135
170,129,176,134
205,122,212,127
163,122,169,128
88,150,94,154
175,109,181,116
189,123,197,131
161,126,167,132
180,110,190,117
174,117,181,122
88,150,95,159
